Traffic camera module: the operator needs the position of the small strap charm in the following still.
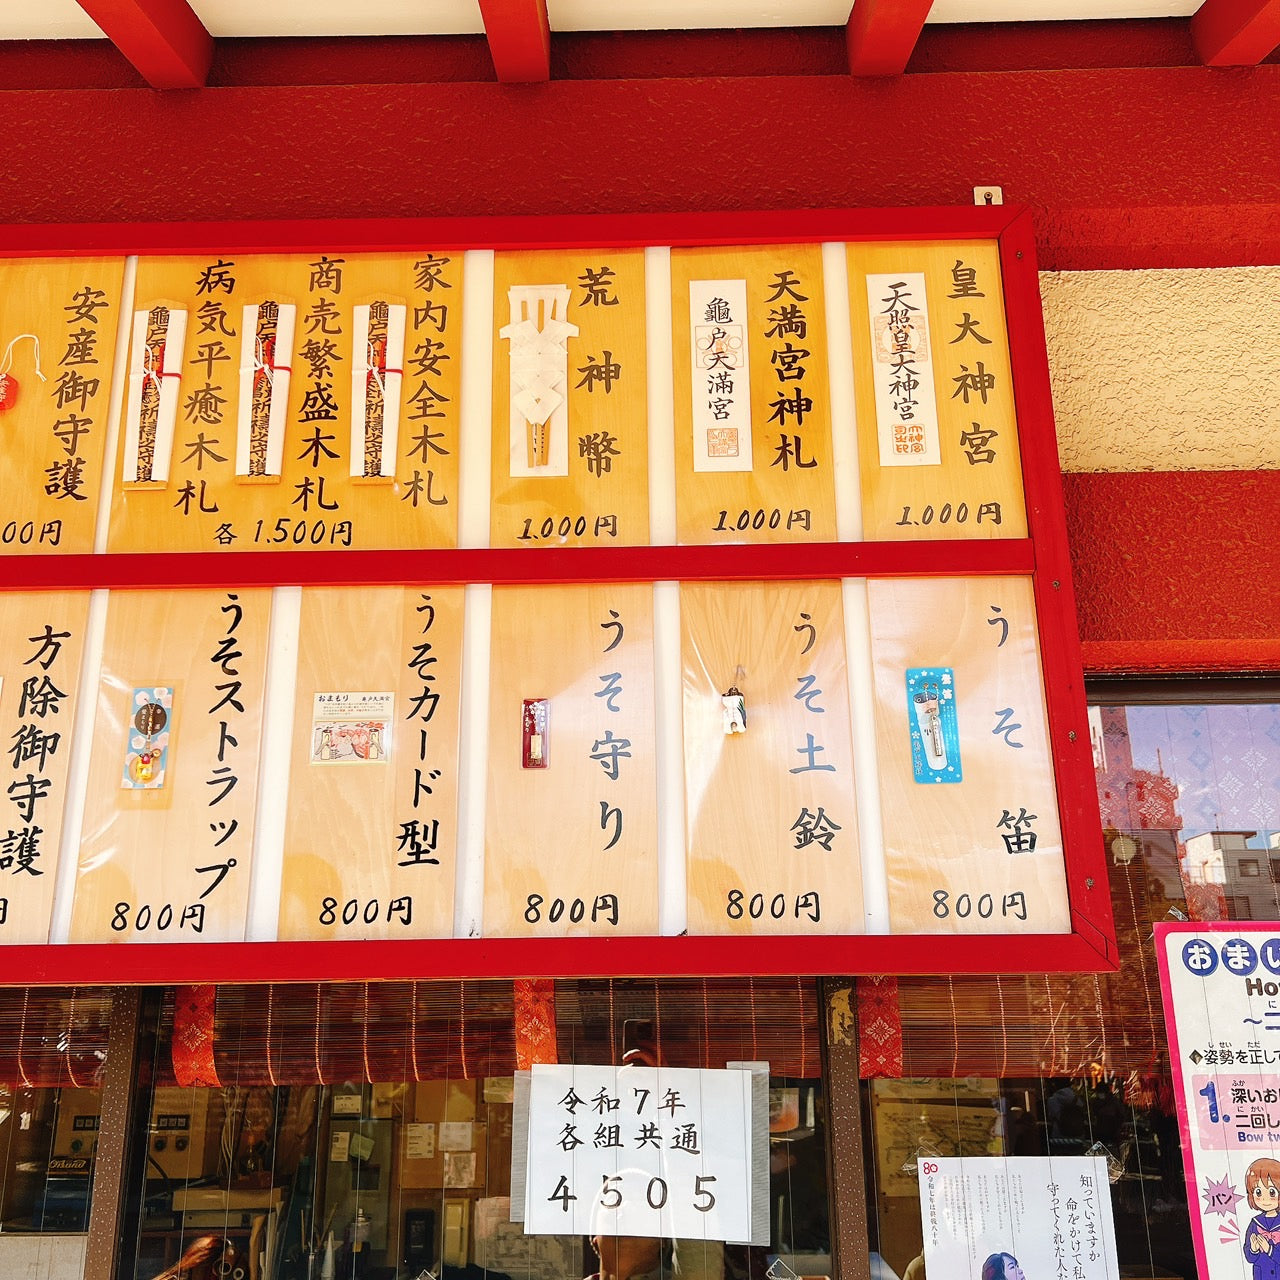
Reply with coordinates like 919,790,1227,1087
0,334,46,412
721,665,747,735
913,681,946,768
122,687,173,789
129,699,168,783
523,698,550,768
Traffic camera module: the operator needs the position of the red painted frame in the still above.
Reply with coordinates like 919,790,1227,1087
1191,0,1280,65
73,0,213,90
477,0,552,82
846,0,936,77
0,206,1116,982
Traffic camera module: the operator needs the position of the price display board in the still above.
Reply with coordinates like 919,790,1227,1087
681,581,862,936
0,207,1112,981
670,243,836,545
71,589,271,942
0,594,90,941
484,584,658,936
869,576,1067,934
108,251,463,554
848,241,1026,541
0,257,124,553
279,586,465,941
491,249,649,548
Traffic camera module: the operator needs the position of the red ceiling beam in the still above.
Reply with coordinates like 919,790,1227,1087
478,0,551,83
76,0,212,88
1191,0,1280,64
846,0,935,76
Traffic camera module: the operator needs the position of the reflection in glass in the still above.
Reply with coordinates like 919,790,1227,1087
128,980,831,1280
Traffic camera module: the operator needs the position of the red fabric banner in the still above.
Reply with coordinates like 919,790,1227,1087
173,983,222,1087
857,975,903,1078
513,977,557,1070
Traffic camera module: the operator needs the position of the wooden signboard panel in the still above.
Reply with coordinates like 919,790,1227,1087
671,245,837,545
0,594,90,942
490,249,649,548
279,586,464,940
868,575,1069,934
71,589,272,942
0,257,124,554
847,241,1027,542
682,581,863,936
0,209,1114,978
484,584,658,936
108,252,463,554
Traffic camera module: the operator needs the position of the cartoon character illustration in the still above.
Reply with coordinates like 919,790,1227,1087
981,1254,1025,1280
1244,1157,1280,1278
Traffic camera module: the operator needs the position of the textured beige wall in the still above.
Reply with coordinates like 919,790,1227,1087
1041,267,1280,472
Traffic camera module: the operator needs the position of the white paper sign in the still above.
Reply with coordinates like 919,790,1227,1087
440,1121,473,1151
406,1122,436,1160
866,271,940,467
690,279,753,473
918,1156,1119,1280
522,1064,754,1242
329,1130,351,1162
1157,923,1280,1280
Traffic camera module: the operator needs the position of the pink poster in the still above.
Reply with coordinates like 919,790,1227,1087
1157,922,1280,1280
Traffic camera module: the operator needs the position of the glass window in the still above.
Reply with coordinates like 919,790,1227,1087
863,693,1280,1280
0,987,112,1279
863,1074,1188,1279
127,980,831,1280
1095,699,1280,923
2,1085,100,1233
